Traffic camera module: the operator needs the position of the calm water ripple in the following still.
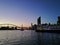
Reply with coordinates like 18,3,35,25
0,30,60,45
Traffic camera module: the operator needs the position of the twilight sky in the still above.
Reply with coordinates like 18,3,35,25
0,0,60,27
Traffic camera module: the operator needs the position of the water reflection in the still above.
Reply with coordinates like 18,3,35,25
36,32,60,45
0,30,60,45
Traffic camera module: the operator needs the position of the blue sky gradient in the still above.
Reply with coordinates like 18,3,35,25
0,0,60,27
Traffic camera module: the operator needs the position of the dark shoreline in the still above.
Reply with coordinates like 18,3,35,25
35,30,60,33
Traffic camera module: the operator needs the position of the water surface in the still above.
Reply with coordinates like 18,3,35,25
0,30,60,45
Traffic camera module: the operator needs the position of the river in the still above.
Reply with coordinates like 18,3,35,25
0,30,60,45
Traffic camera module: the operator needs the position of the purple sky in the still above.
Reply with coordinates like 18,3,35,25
0,0,60,27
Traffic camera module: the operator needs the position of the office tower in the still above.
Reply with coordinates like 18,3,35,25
57,16,60,25
37,17,41,25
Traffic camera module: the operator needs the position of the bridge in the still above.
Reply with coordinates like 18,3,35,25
0,24,22,30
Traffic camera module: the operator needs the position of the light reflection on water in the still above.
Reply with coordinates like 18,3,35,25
0,30,60,45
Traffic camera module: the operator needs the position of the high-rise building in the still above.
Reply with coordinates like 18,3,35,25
37,17,41,25
57,16,60,25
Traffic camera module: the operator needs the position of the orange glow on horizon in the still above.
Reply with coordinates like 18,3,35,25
0,22,30,27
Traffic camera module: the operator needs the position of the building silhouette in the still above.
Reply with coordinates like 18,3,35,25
57,16,60,25
37,17,41,25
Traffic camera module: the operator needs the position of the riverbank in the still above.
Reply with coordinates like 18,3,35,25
35,30,60,33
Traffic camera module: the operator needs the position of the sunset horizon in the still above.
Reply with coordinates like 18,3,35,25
0,0,60,45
